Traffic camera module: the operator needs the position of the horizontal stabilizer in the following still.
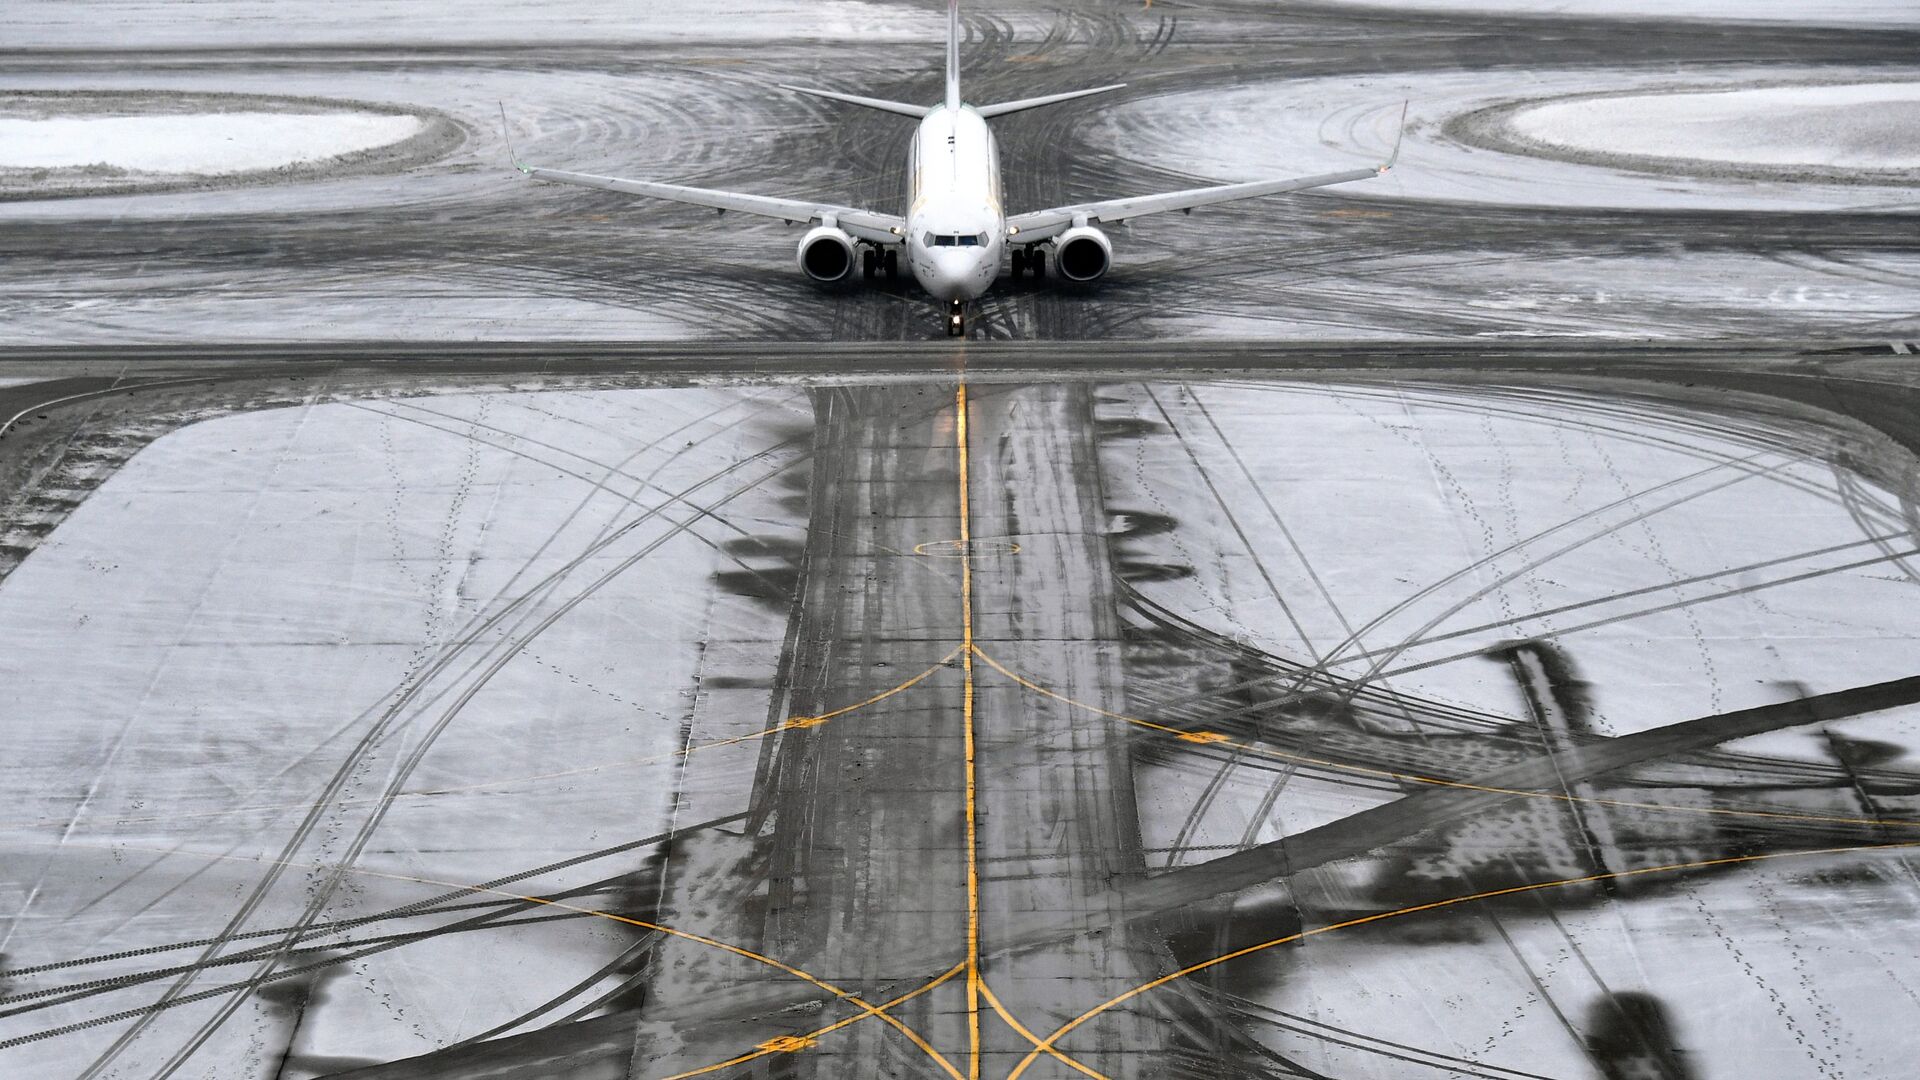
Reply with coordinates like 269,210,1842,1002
778,84,930,118
976,83,1125,119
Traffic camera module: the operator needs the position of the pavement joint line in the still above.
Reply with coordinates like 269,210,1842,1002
0,648,963,833
1004,842,1920,1080
969,646,1920,833
979,980,1112,1080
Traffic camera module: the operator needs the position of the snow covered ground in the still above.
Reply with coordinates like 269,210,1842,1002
0,112,425,174
0,384,810,1076
1093,68,1920,212
1500,82,1920,179
1102,379,1920,757
1108,378,1920,1079
1294,0,1920,27
1250,854,1920,1079
4,0,942,49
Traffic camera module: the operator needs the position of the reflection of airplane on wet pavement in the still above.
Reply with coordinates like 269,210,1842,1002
508,1,1401,336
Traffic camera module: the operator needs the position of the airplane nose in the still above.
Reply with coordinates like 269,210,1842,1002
928,249,992,299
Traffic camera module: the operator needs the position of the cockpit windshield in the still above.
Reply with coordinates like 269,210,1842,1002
926,233,989,248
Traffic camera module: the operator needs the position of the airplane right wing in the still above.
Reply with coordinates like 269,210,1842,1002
501,106,904,243
518,165,904,244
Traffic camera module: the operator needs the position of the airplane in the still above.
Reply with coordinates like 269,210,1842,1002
505,1,1402,337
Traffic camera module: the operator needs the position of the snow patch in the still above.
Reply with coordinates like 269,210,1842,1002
1299,0,1918,27
0,111,426,175
1092,66,1920,212
1505,82,1920,175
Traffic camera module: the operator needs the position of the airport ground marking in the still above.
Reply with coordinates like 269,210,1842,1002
955,383,984,1080
662,962,967,1080
1004,841,1920,1080
970,646,1920,834
4,647,964,834
978,980,1112,1080
468,895,964,1080
0,376,215,439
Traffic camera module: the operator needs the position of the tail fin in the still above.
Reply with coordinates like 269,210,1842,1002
945,0,962,111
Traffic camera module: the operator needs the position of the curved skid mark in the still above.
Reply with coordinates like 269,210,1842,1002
1,841,969,1080
77,401,813,1078
971,646,1920,833
1005,843,1920,1080
128,450,809,1080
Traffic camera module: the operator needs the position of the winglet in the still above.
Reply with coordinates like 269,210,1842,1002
1381,100,1409,173
498,102,532,174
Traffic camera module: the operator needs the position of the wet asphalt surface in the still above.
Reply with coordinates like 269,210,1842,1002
3,3,1920,1079
1,3,1918,341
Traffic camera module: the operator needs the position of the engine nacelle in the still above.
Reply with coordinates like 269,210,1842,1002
796,226,857,282
1053,225,1113,283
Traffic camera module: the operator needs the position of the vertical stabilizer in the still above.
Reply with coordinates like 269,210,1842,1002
945,0,962,111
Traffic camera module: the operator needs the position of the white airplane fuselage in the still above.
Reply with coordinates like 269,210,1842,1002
515,0,1398,337
904,104,1003,302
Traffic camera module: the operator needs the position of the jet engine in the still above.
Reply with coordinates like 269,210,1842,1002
796,226,857,282
1053,225,1113,282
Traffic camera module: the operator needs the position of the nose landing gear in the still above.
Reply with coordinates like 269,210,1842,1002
946,299,966,338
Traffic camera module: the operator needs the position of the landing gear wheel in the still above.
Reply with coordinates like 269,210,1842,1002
1029,248,1046,280
946,300,966,338
1010,248,1026,280
862,248,878,280
883,248,899,279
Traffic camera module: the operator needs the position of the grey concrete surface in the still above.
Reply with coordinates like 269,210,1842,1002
2,0,1920,1076
2,341,1919,1080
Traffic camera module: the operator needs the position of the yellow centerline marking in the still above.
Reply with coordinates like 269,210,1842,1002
1005,841,1920,1080
956,383,983,1080
970,646,1920,833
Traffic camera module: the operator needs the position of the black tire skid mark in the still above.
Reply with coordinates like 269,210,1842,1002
58,393,806,1075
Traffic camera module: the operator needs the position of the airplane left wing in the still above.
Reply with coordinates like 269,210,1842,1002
1007,105,1406,241
1005,163,1387,241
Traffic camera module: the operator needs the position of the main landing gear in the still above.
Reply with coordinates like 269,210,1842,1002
946,299,966,337
862,245,900,281
1009,246,1046,280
